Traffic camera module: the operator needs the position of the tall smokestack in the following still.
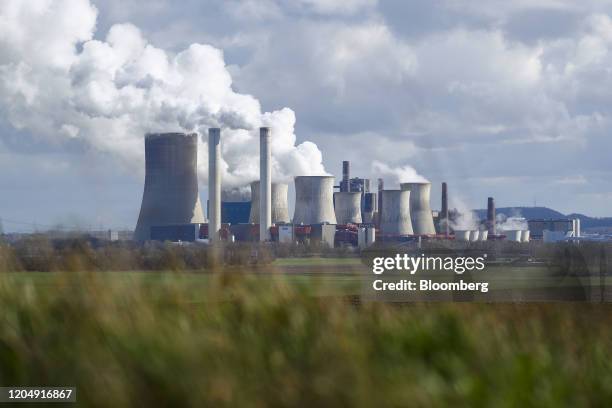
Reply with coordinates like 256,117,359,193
260,127,271,241
487,197,496,235
208,128,221,242
377,178,384,226
441,182,449,236
341,161,350,192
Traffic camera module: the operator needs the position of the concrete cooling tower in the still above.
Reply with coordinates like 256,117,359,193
293,176,337,225
380,190,413,236
249,181,290,224
363,192,376,224
134,132,206,241
400,182,436,235
334,192,362,224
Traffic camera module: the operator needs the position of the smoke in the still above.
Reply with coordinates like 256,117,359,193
449,196,480,230
496,213,528,231
371,161,428,186
0,0,326,187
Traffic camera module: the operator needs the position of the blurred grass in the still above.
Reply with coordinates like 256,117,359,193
0,269,612,407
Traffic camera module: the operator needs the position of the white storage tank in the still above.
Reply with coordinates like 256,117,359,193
455,230,470,242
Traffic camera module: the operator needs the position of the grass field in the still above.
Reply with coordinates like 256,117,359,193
1,258,612,406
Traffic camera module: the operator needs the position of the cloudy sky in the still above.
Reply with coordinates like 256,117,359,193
2,0,612,232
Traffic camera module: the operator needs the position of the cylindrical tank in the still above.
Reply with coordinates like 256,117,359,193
293,176,337,225
454,230,470,242
249,181,290,224
506,230,522,242
380,190,413,236
469,230,480,241
521,230,530,242
400,182,436,235
334,192,362,224
479,230,489,241
134,133,206,241
260,127,272,241
208,128,221,242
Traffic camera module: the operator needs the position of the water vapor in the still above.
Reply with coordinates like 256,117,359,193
0,0,327,187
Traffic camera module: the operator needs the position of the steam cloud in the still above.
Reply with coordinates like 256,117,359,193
371,161,429,186
448,196,480,231
0,0,327,187
496,213,528,231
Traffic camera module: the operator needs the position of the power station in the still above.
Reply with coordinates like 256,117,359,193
133,128,589,246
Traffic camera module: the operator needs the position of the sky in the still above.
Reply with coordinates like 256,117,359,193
2,0,612,232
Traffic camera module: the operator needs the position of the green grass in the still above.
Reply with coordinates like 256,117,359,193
0,268,612,406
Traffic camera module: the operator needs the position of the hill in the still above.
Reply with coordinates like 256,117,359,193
472,207,612,232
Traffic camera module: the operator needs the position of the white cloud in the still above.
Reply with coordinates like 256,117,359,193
0,0,328,189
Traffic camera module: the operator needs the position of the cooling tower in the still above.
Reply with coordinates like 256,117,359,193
134,133,206,241
260,127,272,241
249,181,290,224
380,190,413,236
208,128,221,242
479,230,489,241
469,230,480,242
400,182,436,235
293,176,337,225
334,192,362,224
363,192,376,224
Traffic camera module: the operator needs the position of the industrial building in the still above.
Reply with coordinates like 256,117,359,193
133,130,541,246
528,219,580,240
220,188,251,225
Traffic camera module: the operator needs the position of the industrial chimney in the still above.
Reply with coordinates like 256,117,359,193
334,192,362,224
208,128,221,242
134,133,206,241
441,182,449,236
341,161,350,192
260,127,272,241
293,176,337,225
380,190,413,236
377,178,384,226
249,181,290,224
487,197,496,235
400,182,436,235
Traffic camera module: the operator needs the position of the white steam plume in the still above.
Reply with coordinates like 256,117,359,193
496,212,528,231
449,196,480,230
371,161,428,186
0,0,327,187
